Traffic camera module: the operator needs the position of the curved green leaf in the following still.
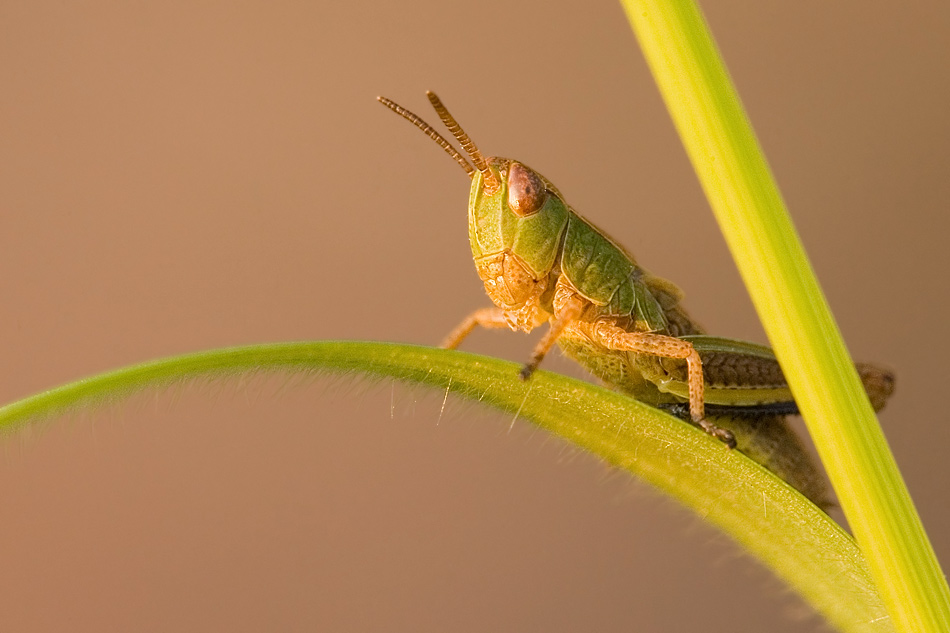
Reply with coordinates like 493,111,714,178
0,341,890,631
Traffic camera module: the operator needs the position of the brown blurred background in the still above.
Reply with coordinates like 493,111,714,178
1,1,947,630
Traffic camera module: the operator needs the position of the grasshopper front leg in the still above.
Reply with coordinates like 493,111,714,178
585,321,737,448
441,298,551,351
442,293,587,384
440,307,511,350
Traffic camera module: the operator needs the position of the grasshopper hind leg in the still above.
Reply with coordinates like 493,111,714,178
585,321,737,448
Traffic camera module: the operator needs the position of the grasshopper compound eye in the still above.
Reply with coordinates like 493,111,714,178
507,162,547,217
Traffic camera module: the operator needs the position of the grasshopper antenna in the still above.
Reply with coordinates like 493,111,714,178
426,91,499,191
377,96,475,177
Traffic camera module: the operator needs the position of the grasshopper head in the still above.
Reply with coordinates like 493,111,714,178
468,157,569,315
378,93,569,315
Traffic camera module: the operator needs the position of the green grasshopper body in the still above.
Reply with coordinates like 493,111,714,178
379,92,894,450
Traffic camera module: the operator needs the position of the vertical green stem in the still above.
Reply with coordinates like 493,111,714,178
617,1,949,631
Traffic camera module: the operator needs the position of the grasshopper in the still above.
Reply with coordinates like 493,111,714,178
378,92,894,450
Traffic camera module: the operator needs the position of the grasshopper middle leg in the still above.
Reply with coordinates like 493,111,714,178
519,295,588,381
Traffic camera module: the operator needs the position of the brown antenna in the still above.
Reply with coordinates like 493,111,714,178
426,91,499,190
377,96,474,177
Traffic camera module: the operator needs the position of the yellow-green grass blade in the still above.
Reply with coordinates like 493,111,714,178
618,1,950,630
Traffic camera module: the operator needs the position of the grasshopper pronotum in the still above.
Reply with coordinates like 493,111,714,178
378,92,894,450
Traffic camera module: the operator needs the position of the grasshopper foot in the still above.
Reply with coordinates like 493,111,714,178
658,404,737,448
518,364,537,381
698,419,737,449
